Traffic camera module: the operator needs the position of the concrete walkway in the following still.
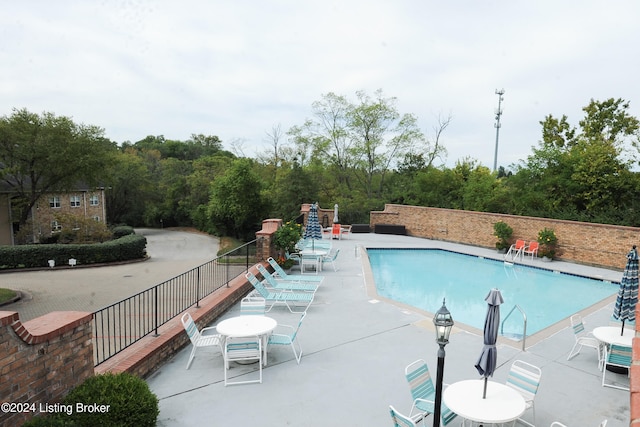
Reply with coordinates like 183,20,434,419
146,233,629,427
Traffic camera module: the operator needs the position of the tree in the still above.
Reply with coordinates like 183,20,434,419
0,108,116,227
207,158,268,239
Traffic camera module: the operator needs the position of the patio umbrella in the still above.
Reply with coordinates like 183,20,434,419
475,288,504,399
303,203,322,250
613,245,639,335
333,204,339,223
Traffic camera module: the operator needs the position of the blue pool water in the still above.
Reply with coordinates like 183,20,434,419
368,248,618,337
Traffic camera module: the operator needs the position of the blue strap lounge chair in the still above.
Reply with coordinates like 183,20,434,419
256,264,319,293
245,272,314,313
267,257,324,283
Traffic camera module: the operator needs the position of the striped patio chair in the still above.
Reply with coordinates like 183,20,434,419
602,344,631,391
404,359,435,421
505,360,542,427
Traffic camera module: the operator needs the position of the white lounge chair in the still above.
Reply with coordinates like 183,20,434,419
267,257,324,283
245,272,314,313
181,312,222,369
256,264,319,292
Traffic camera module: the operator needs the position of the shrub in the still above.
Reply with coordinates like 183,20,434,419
273,221,303,254
537,227,558,259
493,221,513,250
112,226,135,239
61,372,159,427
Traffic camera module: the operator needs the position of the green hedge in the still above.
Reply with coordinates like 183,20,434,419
0,234,147,270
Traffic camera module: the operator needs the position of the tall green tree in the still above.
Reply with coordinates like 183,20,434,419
0,108,116,226
207,158,268,239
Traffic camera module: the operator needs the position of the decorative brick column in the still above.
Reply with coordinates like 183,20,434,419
256,218,282,261
0,311,94,426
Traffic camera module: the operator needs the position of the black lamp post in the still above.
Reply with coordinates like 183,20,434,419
432,298,454,427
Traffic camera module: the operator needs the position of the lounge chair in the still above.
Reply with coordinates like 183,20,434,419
256,264,319,292
267,257,324,283
245,272,314,313
181,312,222,369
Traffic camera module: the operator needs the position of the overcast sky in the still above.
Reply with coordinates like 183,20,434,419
2,1,639,168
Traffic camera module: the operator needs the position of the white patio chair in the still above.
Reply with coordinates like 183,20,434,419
602,344,631,391
224,335,262,386
567,314,603,369
240,295,266,316
268,311,306,364
505,360,542,427
181,312,222,369
321,249,340,271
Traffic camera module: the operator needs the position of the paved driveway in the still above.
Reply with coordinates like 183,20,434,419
0,228,219,321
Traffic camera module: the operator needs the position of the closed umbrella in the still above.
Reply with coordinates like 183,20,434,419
475,288,504,398
303,203,322,250
333,204,339,223
613,245,639,335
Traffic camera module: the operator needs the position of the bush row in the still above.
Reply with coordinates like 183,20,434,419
0,234,147,270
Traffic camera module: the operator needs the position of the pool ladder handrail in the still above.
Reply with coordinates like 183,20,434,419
501,304,527,351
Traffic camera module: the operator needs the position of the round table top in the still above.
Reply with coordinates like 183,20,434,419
443,379,526,424
593,326,634,346
216,315,277,338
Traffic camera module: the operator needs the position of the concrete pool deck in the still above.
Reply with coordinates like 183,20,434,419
147,232,629,426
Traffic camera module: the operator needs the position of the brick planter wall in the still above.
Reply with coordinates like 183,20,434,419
0,311,94,427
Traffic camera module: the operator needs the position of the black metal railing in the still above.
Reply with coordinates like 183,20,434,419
92,240,257,366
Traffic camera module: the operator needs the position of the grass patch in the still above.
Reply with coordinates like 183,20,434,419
0,288,17,304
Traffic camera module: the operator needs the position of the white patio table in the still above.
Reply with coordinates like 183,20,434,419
593,326,634,347
443,379,526,426
216,315,277,366
299,249,329,273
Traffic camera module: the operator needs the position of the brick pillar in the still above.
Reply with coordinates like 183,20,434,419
0,311,94,427
256,219,282,261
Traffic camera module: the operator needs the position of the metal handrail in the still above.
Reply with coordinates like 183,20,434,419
92,239,257,366
501,304,527,351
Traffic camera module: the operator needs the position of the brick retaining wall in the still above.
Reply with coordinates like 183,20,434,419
371,204,640,270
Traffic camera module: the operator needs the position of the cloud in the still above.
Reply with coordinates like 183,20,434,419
1,0,639,168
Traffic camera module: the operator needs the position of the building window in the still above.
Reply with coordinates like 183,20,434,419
51,220,61,232
93,216,101,222
90,195,99,206
49,196,61,208
70,195,81,207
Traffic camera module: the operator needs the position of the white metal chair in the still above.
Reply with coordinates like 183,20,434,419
404,359,435,422
268,311,306,364
223,335,262,386
180,312,222,369
567,314,603,369
505,360,542,427
389,405,419,427
602,344,631,391
321,249,340,271
240,295,266,316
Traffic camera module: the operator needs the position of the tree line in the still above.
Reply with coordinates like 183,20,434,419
1,93,639,242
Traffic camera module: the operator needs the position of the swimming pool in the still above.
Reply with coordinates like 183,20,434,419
367,248,619,337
